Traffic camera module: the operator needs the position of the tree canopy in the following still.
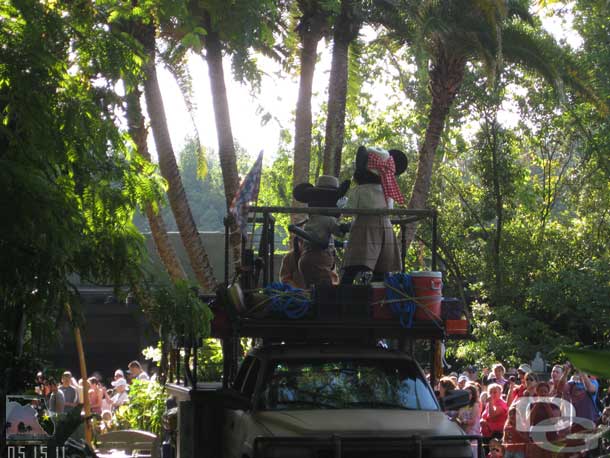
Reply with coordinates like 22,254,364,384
1,0,609,386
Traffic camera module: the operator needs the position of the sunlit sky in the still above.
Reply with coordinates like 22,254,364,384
149,3,583,166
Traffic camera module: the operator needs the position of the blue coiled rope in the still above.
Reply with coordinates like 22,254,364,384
264,282,311,319
385,273,415,328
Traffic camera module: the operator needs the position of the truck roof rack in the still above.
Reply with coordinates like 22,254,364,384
190,206,470,389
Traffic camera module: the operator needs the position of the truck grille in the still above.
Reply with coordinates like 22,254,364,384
254,436,477,458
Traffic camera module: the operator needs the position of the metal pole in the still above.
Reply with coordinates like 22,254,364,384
429,339,437,389
224,217,229,283
269,217,275,281
241,234,247,288
192,342,198,389
231,329,240,385
176,348,181,385
400,224,407,273
250,206,435,217
333,435,342,458
222,338,231,389
431,211,438,271
262,212,270,286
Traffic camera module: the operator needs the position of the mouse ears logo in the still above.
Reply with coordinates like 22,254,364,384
5,395,53,441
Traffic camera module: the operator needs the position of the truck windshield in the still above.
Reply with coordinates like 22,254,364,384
260,358,438,411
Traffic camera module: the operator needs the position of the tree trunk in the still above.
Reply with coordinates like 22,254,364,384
125,88,188,283
322,0,360,177
205,31,239,207
140,25,217,291
292,10,326,219
204,26,242,272
404,55,466,248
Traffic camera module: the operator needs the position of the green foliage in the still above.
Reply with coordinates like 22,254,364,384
139,277,214,342
114,379,167,436
564,348,610,379
196,338,224,382
0,0,162,392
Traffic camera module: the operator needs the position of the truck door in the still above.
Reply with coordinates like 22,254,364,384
224,356,261,458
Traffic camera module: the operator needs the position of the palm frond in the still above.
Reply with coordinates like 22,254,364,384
473,0,508,29
501,23,561,90
160,47,209,179
506,0,535,25
346,38,365,117
555,50,609,115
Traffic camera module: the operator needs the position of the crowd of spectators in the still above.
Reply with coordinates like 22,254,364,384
435,361,609,457
34,361,150,434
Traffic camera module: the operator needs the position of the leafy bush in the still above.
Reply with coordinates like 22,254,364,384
114,380,166,436
197,338,224,382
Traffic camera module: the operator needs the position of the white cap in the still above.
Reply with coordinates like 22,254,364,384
111,378,127,388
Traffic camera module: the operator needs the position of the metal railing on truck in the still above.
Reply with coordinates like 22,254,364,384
223,206,439,285
170,206,460,390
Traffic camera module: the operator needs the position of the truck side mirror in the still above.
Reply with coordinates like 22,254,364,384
439,390,470,412
219,388,252,411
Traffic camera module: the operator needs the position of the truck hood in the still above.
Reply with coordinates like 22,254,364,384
254,409,463,437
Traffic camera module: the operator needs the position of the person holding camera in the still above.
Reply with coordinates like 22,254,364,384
556,361,600,429
507,364,532,407
549,364,563,396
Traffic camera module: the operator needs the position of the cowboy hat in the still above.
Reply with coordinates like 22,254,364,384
293,175,350,206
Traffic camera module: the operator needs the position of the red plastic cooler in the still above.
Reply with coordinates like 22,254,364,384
411,271,443,321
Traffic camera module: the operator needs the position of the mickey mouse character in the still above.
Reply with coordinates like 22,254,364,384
292,175,350,287
341,146,408,284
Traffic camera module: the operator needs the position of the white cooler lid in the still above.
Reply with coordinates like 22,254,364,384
409,271,442,278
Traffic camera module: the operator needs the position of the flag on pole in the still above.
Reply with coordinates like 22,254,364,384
230,151,264,237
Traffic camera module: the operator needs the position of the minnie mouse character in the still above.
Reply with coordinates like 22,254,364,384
341,146,407,284
292,175,350,287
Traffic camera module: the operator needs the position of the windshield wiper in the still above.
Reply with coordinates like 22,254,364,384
277,400,338,409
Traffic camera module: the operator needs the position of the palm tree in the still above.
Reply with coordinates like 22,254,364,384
292,0,329,214
137,22,218,291
322,0,363,177
382,0,585,246
178,0,281,267
125,87,188,283
201,19,243,270
201,19,240,210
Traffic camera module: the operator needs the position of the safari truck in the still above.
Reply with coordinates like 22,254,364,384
165,206,478,458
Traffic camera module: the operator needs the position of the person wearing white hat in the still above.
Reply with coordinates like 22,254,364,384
457,374,469,390
110,377,129,410
507,363,533,406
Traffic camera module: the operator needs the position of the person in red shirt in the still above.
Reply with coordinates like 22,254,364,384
481,383,508,440
507,364,535,406
503,406,529,458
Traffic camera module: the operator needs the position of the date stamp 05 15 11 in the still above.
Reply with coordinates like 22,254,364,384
5,446,68,458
